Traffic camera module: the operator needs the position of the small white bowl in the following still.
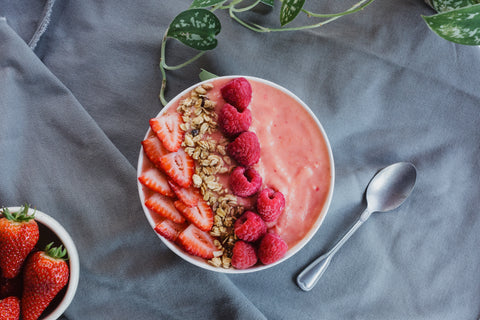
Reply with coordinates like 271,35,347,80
3,207,80,319
137,76,335,273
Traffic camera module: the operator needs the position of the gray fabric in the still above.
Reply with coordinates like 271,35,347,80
28,0,56,49
1,0,479,319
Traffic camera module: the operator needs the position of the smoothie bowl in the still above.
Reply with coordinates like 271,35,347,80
137,76,334,273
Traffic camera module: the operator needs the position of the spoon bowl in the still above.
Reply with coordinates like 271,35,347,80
296,162,417,291
366,162,417,213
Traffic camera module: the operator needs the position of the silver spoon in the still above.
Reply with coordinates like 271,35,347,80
297,162,417,291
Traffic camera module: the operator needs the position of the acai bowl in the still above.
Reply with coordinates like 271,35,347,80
137,76,334,273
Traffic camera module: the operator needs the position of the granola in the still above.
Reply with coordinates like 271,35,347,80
177,83,244,268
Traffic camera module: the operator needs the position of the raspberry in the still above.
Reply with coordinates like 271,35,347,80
234,211,267,242
258,233,288,265
220,77,252,112
229,166,262,197
218,103,252,137
227,131,260,167
231,241,258,269
256,188,285,222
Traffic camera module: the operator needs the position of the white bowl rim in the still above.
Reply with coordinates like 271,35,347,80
2,206,80,319
137,75,335,273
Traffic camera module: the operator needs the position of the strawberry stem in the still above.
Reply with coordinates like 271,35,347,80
44,242,68,260
0,204,36,222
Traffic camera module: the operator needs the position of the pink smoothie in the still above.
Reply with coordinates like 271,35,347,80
141,77,333,249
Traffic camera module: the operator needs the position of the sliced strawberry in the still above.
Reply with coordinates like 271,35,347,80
150,113,184,152
154,219,187,242
168,180,200,207
159,148,194,188
141,136,169,168
177,224,217,259
138,168,175,197
174,199,213,232
145,193,185,224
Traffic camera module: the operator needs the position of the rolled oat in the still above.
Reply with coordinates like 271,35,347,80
177,84,244,268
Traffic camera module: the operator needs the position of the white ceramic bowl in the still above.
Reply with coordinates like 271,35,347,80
3,207,80,319
137,76,335,273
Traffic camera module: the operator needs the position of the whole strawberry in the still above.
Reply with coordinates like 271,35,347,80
0,205,39,279
0,296,20,320
22,243,69,320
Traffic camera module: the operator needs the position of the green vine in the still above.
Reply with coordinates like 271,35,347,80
159,0,375,106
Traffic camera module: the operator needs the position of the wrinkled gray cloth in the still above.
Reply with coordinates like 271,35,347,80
1,0,480,319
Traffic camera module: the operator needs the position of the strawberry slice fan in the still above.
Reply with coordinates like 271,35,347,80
140,109,218,263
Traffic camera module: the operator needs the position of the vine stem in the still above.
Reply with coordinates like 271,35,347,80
230,0,263,13
229,10,269,32
230,0,376,32
301,0,376,18
159,31,169,106
159,30,207,106
159,0,377,105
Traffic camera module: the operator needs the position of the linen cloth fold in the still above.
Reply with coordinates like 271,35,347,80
0,18,265,320
1,0,480,319
0,0,55,48
28,0,56,49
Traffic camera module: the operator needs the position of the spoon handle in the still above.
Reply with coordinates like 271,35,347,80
296,208,371,291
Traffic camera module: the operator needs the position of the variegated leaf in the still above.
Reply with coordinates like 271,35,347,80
422,3,480,45
167,9,221,51
428,0,480,12
280,0,305,26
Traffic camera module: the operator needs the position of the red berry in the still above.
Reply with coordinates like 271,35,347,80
174,199,214,232
138,168,175,197
258,233,288,265
159,148,195,188
177,224,217,259
226,131,261,167
22,243,69,320
167,180,200,207
220,77,252,111
154,219,187,242
149,113,184,152
234,211,267,242
0,206,39,279
141,136,169,168
145,193,186,224
218,103,252,137
0,296,20,320
231,241,258,270
229,167,262,197
257,188,285,222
